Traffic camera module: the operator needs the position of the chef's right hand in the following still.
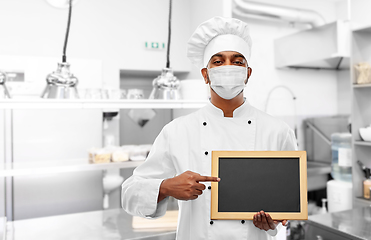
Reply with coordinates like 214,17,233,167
158,170,220,202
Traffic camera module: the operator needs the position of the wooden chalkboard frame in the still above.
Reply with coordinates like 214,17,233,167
211,151,307,220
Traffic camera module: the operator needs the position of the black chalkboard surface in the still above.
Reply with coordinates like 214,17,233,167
211,151,307,220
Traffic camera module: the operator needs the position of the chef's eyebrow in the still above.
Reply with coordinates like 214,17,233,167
210,53,246,60
210,54,223,58
233,54,245,59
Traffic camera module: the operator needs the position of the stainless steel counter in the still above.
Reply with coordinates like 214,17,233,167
306,206,371,240
6,209,176,240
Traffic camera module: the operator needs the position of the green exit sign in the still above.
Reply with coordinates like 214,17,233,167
145,42,166,50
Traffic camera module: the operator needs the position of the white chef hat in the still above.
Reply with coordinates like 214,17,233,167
187,16,252,69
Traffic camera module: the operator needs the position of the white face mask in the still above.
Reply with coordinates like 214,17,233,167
207,65,248,100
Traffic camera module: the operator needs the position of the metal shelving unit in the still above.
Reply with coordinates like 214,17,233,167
0,99,208,176
354,141,371,147
0,159,143,177
350,14,371,207
0,99,208,110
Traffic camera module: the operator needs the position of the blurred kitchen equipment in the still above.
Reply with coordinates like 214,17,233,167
149,0,180,100
85,88,103,99
318,198,328,214
127,88,156,127
274,20,349,70
357,160,371,199
41,0,79,99
150,68,180,100
0,70,11,98
103,88,125,100
354,62,371,84
331,132,352,182
127,88,144,99
41,62,79,99
128,108,156,127
327,180,352,213
233,0,325,28
103,174,124,209
359,124,371,141
180,79,208,100
304,115,349,194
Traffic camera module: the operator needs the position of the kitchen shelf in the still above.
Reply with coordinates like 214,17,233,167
354,197,371,207
352,25,371,33
0,159,143,177
354,141,371,146
0,99,208,110
350,2,371,208
353,83,371,88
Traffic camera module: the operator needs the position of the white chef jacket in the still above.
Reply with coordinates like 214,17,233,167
122,99,298,240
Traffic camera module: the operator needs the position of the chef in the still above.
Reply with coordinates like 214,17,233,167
121,16,297,240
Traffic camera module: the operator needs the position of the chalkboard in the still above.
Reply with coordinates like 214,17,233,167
211,151,307,220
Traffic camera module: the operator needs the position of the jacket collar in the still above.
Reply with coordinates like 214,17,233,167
205,98,251,118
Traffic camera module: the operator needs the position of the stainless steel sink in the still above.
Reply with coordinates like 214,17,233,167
307,161,331,191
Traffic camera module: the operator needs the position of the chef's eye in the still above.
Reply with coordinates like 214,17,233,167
234,61,244,65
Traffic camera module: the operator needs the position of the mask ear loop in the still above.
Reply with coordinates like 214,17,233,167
205,68,211,84
245,65,250,84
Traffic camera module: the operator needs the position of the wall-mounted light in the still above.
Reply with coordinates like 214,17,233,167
149,0,180,100
41,0,79,99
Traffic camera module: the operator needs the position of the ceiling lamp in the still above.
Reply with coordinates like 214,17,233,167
0,71,11,99
46,0,79,9
149,0,180,100
41,0,79,99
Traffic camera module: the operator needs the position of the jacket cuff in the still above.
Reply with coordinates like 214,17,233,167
266,228,278,236
141,178,168,218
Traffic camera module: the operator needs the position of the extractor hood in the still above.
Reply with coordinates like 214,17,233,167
274,20,350,70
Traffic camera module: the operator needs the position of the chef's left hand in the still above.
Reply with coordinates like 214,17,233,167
253,210,287,231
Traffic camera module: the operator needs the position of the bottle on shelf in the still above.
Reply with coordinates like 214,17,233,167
331,132,352,182
357,160,371,199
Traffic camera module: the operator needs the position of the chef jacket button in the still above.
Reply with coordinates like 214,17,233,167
208,186,211,190
205,151,208,155
203,122,207,126
210,221,214,225
248,120,251,124
241,220,245,224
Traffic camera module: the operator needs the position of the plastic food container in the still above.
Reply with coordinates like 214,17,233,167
331,132,352,182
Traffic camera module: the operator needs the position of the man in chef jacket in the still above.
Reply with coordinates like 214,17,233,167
122,16,297,240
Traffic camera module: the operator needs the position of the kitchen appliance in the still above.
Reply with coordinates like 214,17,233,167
150,68,180,100
304,115,349,193
327,180,353,213
275,20,350,70
0,71,11,98
331,132,352,182
41,62,79,99
41,0,79,99
149,0,180,100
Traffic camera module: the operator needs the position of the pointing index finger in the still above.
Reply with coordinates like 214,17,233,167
197,176,220,182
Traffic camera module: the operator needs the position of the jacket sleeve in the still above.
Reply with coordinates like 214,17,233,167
121,125,176,219
281,128,298,151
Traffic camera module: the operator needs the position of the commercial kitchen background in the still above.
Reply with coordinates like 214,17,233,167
1,0,370,239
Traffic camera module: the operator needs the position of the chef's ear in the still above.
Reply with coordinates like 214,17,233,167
245,67,252,84
201,68,210,84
